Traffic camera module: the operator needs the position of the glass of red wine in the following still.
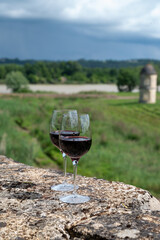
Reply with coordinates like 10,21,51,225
59,113,92,204
50,109,79,191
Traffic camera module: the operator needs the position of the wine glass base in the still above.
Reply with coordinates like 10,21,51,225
60,194,90,204
51,183,78,192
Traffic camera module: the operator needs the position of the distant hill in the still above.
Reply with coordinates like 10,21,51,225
0,58,36,65
0,58,160,69
78,59,160,68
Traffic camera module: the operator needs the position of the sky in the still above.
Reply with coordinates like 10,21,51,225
0,0,160,60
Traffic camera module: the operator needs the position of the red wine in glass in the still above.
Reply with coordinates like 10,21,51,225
50,131,80,150
60,136,92,160
50,130,60,149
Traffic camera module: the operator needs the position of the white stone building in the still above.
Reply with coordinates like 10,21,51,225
139,64,157,104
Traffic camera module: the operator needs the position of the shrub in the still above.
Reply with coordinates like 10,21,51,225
117,69,138,92
5,71,29,93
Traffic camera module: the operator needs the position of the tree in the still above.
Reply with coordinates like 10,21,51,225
61,61,82,76
0,66,6,79
117,69,138,92
70,72,89,83
5,71,29,92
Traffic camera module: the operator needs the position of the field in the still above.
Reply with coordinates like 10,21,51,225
0,93,160,198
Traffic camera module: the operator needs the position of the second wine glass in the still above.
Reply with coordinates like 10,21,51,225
50,109,78,191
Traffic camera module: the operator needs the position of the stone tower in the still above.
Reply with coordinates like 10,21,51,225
139,64,157,104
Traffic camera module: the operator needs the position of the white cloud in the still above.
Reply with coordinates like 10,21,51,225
0,0,160,39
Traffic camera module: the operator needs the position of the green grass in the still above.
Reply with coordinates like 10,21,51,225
0,94,160,198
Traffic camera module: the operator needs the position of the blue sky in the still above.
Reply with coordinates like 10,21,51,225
0,0,160,60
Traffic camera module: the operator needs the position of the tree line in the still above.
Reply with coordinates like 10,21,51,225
0,60,160,92
0,61,120,84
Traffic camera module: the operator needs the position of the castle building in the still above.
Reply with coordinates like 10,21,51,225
139,64,157,104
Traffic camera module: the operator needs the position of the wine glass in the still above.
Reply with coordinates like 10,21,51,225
59,113,92,204
50,109,78,191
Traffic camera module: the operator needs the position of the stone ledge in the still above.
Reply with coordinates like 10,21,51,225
0,155,159,240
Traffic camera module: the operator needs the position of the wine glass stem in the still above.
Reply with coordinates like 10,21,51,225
63,152,67,184
73,160,78,195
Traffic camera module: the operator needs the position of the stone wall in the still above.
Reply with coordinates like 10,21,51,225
0,155,159,239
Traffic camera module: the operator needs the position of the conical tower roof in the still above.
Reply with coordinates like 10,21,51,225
140,64,157,75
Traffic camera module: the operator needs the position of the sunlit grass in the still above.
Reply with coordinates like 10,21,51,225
0,93,160,198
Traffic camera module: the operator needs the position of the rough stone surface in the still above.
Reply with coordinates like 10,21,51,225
0,155,159,240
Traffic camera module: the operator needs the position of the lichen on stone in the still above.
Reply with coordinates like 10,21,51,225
0,155,159,240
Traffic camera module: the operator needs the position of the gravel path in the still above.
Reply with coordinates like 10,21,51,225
0,84,139,94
